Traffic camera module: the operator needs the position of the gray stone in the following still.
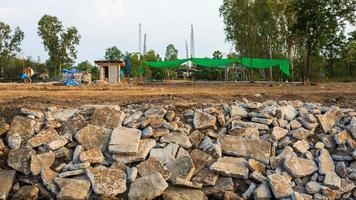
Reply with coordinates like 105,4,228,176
229,127,259,139
75,125,111,151
58,169,85,178
188,130,204,148
41,168,58,194
254,182,272,200
268,174,293,198
316,149,335,175
30,150,55,175
172,178,203,189
323,172,341,190
163,187,208,200
60,114,87,139
54,177,91,200
45,136,68,150
219,135,271,164
334,130,352,144
109,127,141,155
305,181,321,194
0,170,16,200
86,167,127,196
0,117,9,136
150,143,179,164
113,139,156,164
317,106,342,133
190,149,212,175
192,168,218,186
292,140,309,154
90,107,125,129
127,167,138,182
230,105,248,118
49,108,78,122
165,155,195,181
284,156,318,177
7,116,35,144
136,157,171,180
7,133,21,150
280,105,297,121
12,185,39,200
193,110,216,129
160,131,192,149
123,111,143,126
28,127,59,148
251,117,272,125
79,147,104,163
128,172,168,200
165,110,176,122
199,136,222,159
203,177,234,195
145,107,167,118
291,127,311,140
271,127,288,141
210,157,249,179
7,147,35,175
142,126,153,138
231,120,269,130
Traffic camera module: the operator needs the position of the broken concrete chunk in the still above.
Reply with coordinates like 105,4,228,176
165,155,195,181
86,167,127,196
219,135,271,164
254,182,273,200
150,143,179,165
192,168,218,186
54,177,91,200
268,173,293,198
90,107,125,129
193,110,217,129
79,147,104,163
323,172,341,190
0,117,9,136
317,106,342,133
210,157,249,179
271,126,288,141
0,169,16,200
230,105,248,118
284,156,318,177
190,149,212,175
160,131,192,149
128,172,168,200
7,116,35,143
231,120,269,130
113,139,156,164
28,127,59,148
109,126,141,155
136,157,171,180
7,147,35,175
12,185,39,200
75,125,111,151
163,187,208,200
30,150,55,175
316,148,335,175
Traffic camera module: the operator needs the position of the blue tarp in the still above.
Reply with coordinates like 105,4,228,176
63,68,79,74
64,79,80,86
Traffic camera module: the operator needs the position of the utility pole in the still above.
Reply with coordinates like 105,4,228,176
143,33,147,56
138,23,142,55
190,25,195,59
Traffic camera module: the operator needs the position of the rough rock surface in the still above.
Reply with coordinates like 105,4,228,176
0,100,355,199
128,172,168,200
86,167,127,196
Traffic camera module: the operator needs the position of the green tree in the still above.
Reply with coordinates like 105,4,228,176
213,50,223,59
164,44,178,61
104,46,124,61
290,0,356,81
38,15,80,78
0,21,24,78
77,60,99,80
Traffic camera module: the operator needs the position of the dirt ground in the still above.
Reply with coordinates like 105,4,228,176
0,82,356,120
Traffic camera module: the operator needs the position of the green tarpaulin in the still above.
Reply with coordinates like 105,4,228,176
141,57,290,76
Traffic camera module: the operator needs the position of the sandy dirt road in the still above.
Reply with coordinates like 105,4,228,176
0,82,355,120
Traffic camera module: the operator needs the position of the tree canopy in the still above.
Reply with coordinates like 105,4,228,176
104,46,124,61
0,21,24,78
38,15,80,78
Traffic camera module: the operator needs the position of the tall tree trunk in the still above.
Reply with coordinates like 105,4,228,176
305,41,312,82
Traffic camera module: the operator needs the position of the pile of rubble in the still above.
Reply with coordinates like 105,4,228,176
0,99,355,200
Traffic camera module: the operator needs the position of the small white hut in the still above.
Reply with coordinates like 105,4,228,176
94,60,125,84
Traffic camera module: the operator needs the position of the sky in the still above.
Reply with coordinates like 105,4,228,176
0,0,233,63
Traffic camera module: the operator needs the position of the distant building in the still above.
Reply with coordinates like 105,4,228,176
94,60,125,83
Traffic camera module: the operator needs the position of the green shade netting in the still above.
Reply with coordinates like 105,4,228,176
142,57,290,76
241,58,290,76
144,59,189,68
190,58,239,68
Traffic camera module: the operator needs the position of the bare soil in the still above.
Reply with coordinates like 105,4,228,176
0,82,355,121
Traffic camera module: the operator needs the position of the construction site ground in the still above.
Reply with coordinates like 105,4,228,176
0,82,355,121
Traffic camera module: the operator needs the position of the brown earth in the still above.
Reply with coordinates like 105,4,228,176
0,82,355,121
